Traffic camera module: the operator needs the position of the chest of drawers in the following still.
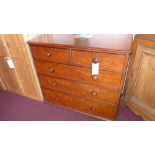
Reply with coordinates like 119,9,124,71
28,34,132,120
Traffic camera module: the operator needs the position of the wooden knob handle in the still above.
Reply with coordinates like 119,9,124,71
91,106,96,111
92,75,98,80
92,57,99,64
91,90,97,96
52,82,57,87
49,68,54,73
55,96,60,102
47,52,51,57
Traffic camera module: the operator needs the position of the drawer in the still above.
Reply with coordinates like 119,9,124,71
35,60,122,89
71,50,126,72
38,74,119,105
42,88,116,120
31,46,69,64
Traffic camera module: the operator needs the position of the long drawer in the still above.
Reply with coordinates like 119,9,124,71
31,46,70,64
42,88,116,120
38,74,119,105
71,50,126,72
34,60,122,89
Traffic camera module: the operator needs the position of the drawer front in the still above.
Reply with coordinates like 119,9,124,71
71,50,126,72
38,74,119,104
35,60,122,89
31,46,70,64
42,88,116,120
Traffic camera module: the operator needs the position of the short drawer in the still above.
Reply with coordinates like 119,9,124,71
38,74,119,105
42,88,116,120
31,46,69,64
71,50,126,72
35,60,122,89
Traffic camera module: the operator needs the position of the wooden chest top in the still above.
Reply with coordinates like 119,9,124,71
28,34,133,52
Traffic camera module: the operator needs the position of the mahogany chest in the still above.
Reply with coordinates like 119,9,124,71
28,34,132,120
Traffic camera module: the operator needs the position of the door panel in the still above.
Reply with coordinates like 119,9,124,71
131,46,155,111
123,42,155,119
2,34,25,59
0,57,22,93
0,34,42,100
13,59,41,99
0,35,9,57
0,68,7,90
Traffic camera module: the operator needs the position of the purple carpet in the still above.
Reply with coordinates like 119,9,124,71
0,90,143,121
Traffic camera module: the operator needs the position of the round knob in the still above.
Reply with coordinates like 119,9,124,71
52,82,57,87
92,75,98,80
91,106,96,111
91,90,97,96
92,57,99,64
49,68,54,73
47,52,51,57
55,96,60,102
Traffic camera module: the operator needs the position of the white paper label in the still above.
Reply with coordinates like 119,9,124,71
92,63,99,75
6,59,15,69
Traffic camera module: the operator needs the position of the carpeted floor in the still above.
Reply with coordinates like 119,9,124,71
0,90,143,121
